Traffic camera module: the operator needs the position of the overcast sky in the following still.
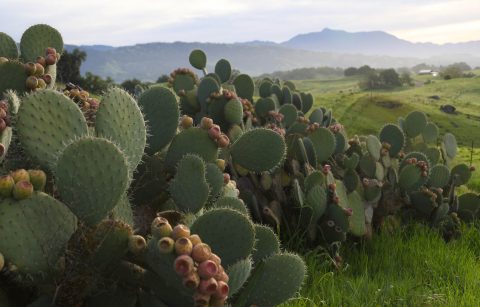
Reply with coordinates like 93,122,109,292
2,0,479,46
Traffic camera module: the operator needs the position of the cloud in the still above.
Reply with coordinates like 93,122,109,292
1,0,479,45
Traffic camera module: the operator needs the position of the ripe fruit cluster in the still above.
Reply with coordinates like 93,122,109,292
0,169,46,200
201,117,230,148
168,68,198,87
24,47,59,91
63,83,100,125
151,217,229,307
0,100,11,136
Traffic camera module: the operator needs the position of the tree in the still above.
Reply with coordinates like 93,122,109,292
121,79,143,95
358,65,374,75
157,75,169,83
400,72,414,86
344,67,358,76
57,48,86,84
379,69,401,87
440,66,463,80
79,72,115,94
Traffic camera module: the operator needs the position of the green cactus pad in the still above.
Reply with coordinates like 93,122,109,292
424,147,440,165
282,86,292,104
214,59,232,83
410,191,437,216
0,192,76,276
422,122,439,143
191,208,255,267
344,168,360,193
322,110,333,127
309,108,323,124
3,90,20,114
205,162,224,200
252,224,280,264
0,32,18,59
379,124,405,157
399,164,422,191
457,193,480,222
86,286,137,307
228,124,244,143
359,154,377,178
20,24,64,62
56,137,129,226
451,163,472,186
305,185,328,224
292,92,303,111
404,111,427,138
0,127,12,163
279,104,298,127
255,97,276,118
308,127,336,164
300,92,314,114
304,171,326,192
231,128,286,173
138,86,179,155
169,154,209,213
189,49,207,70
213,196,248,215
344,153,360,169
207,72,222,85
400,151,430,170
16,90,88,170
366,135,382,161
432,202,449,225
172,73,196,95
224,98,243,125
348,191,366,236
95,88,146,173
428,164,450,188
259,80,273,98
197,76,220,108
226,258,253,297
111,194,134,225
364,185,382,202
443,133,457,159
233,74,255,101
0,61,27,95
271,84,283,102
375,162,385,181
234,253,305,307
165,127,218,172
334,131,347,154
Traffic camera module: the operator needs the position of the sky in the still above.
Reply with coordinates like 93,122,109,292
1,0,480,46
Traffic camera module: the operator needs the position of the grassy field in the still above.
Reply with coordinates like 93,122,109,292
281,74,480,306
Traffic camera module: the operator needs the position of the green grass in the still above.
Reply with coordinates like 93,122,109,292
282,224,480,306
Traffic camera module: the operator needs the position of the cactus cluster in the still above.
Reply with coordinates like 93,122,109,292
0,25,306,306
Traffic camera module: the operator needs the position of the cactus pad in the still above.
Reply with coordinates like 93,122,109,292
304,171,325,192
309,108,323,125
16,90,88,170
306,185,328,224
213,196,248,215
457,193,480,222
95,88,146,173
359,154,377,178
428,165,450,188
233,74,254,101
191,208,255,267
214,59,232,83
348,191,366,236
197,77,220,108
231,128,286,173
20,24,63,62
300,93,314,114
252,224,280,264
379,124,405,157
443,133,457,159
234,253,305,307
259,80,272,98
399,164,422,191
366,135,382,161
255,97,276,118
404,111,427,138
169,154,209,213
279,104,298,127
451,163,472,186
56,137,129,226
0,32,18,59
138,86,179,155
224,98,243,125
422,122,439,143
189,49,207,70
0,127,12,163
308,127,336,164
0,61,27,95
226,258,253,297
0,192,76,276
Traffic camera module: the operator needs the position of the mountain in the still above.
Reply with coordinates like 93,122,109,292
283,28,480,58
64,29,480,82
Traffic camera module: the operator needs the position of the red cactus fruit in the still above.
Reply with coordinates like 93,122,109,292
200,117,214,130
34,63,44,77
26,76,38,90
172,224,191,240
0,100,8,111
0,175,14,197
36,56,46,67
45,47,57,55
45,53,56,66
174,255,194,276
0,119,6,132
37,78,46,89
42,74,53,85
193,292,210,307
213,281,229,299
199,278,218,295
183,271,201,289
208,125,221,140
217,134,230,148
209,253,221,266
223,173,230,184
24,62,37,76
175,237,193,255
12,180,33,200
158,237,175,254
11,169,29,183
189,234,202,246
192,243,212,263
198,260,218,279
28,169,46,191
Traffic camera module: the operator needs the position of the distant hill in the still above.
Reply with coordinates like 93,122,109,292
64,28,480,82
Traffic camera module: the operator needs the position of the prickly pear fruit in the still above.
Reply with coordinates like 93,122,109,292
194,292,210,306
208,125,221,140
45,54,56,65
45,47,57,55
0,175,14,197
172,224,191,240
209,253,221,265
181,115,193,129
24,62,37,75
183,271,201,289
198,260,218,279
158,237,175,254
151,217,173,238
36,56,46,67
12,180,33,200
200,117,214,129
28,169,47,191
129,235,147,254
192,243,212,263
0,57,8,64
189,234,202,246
37,78,47,89
42,74,53,84
174,254,194,276
213,281,229,299
217,134,230,148
11,169,29,183
175,237,193,255
0,252,3,271
26,76,38,90
34,63,44,76
199,278,218,295
216,159,225,171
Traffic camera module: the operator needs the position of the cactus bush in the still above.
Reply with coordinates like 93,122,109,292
0,25,306,306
